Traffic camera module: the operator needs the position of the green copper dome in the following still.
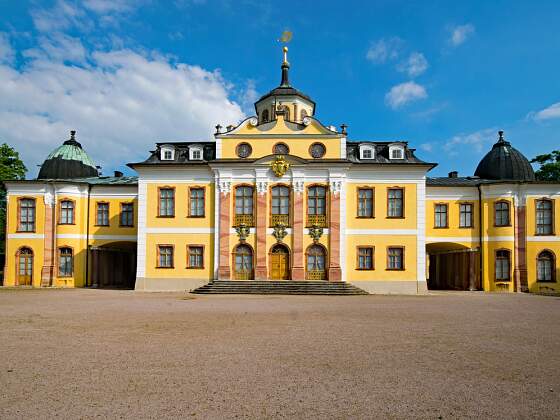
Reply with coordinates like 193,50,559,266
37,131,99,179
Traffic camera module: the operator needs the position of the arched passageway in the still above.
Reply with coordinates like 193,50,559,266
426,242,480,291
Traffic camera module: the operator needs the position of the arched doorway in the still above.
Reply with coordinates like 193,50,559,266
233,244,254,280
270,244,290,280
90,241,136,289
16,247,33,286
306,244,327,280
426,242,480,290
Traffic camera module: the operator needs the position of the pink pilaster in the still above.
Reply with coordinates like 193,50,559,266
328,190,342,282
218,191,231,280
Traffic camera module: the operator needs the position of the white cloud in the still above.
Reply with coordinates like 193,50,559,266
385,81,427,109
419,143,433,152
0,43,245,176
443,128,496,156
23,33,87,63
449,24,475,47
240,79,259,114
83,0,136,14
366,37,403,64
397,52,428,77
31,0,87,33
530,102,560,121
0,32,14,64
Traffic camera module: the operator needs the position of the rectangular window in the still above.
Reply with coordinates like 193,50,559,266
234,186,254,226
189,187,205,217
120,203,134,227
357,188,374,218
495,250,510,281
387,247,404,270
157,245,174,268
58,247,73,277
459,203,473,228
187,246,204,268
18,198,36,232
59,200,75,224
434,204,448,228
159,188,175,217
96,202,109,226
357,247,374,270
536,199,553,235
387,188,404,218
494,201,510,226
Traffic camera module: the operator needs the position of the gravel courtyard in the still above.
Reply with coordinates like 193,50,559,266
0,289,558,419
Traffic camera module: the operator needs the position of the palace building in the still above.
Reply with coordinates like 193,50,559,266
4,48,560,294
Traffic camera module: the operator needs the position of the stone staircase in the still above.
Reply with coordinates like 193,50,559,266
191,280,369,295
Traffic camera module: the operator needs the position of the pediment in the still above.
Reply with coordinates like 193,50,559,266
253,154,307,165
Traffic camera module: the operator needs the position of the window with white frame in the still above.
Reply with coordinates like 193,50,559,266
359,144,375,160
189,146,203,161
389,144,405,160
160,146,175,161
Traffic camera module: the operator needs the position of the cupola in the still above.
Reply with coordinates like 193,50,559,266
474,131,535,181
37,130,99,179
254,47,315,124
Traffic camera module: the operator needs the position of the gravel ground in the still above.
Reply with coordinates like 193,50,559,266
0,289,559,419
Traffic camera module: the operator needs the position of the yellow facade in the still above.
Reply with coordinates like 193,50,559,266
4,50,560,295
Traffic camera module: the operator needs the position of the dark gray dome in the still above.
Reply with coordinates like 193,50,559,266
38,131,99,180
474,131,535,181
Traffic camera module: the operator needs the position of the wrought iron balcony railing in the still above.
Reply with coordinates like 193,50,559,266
234,214,254,227
306,214,327,228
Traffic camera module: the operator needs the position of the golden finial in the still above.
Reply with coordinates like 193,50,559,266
283,46,288,64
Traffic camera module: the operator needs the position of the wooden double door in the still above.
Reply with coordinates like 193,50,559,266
270,245,290,280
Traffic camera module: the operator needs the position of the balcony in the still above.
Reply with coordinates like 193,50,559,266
234,270,253,280
306,214,327,227
306,270,327,280
234,214,254,227
271,214,289,226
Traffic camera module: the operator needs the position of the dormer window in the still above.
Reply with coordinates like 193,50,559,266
189,146,203,161
389,144,405,160
160,146,175,161
359,144,375,160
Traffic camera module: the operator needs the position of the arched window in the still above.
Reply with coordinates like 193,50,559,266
537,250,555,282
59,200,75,224
494,201,510,227
262,109,269,123
234,244,253,280
306,245,327,280
17,247,33,286
307,186,327,227
536,199,554,235
234,186,254,226
300,109,308,121
58,247,73,277
495,249,511,281
271,185,290,226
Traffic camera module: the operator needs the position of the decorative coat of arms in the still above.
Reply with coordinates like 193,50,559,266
308,224,323,243
235,224,250,242
270,155,290,177
272,223,288,243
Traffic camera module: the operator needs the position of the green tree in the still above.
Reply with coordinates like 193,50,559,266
0,144,27,256
531,150,560,181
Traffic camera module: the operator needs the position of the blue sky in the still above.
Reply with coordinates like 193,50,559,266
0,0,559,177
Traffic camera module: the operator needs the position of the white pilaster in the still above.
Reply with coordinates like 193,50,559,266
136,180,148,278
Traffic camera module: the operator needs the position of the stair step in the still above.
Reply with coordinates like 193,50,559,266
191,281,369,295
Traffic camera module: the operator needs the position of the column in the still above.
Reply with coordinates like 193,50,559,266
218,180,231,280
291,180,305,280
513,201,528,292
255,181,268,280
41,189,55,287
328,179,342,281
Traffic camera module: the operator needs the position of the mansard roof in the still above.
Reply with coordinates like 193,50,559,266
346,141,436,167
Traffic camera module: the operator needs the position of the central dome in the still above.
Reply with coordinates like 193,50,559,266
474,131,535,181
